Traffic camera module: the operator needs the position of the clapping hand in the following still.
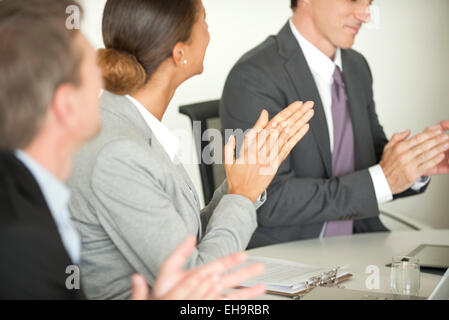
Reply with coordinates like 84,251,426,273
130,236,266,300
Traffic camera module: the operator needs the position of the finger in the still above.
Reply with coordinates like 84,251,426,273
130,274,149,300
219,263,265,290
413,140,449,169
269,101,309,128
286,109,314,140
268,126,289,158
257,126,285,164
439,120,449,131
162,271,207,300
384,130,411,151
434,162,449,175
255,102,313,156
400,128,443,152
238,131,259,165
253,110,269,131
281,101,314,132
407,134,449,162
427,159,449,176
223,284,266,300
264,105,310,149
261,129,288,170
257,126,273,153
188,274,221,300
158,236,197,277
240,112,268,158
259,107,314,156
427,124,443,132
418,153,446,176
288,104,314,130
224,135,236,166
241,110,269,155
279,124,311,162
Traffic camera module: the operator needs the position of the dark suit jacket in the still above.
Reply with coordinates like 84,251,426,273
0,151,85,300
220,22,427,249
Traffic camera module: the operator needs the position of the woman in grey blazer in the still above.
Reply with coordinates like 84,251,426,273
68,0,314,299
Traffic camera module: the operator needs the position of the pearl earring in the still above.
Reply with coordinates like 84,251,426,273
183,60,188,65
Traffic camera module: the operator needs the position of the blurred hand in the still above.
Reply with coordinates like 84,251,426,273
225,101,314,202
130,274,150,300
425,120,449,176
129,236,266,300
380,124,449,195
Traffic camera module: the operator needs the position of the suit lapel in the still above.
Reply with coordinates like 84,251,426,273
341,51,372,170
148,132,201,212
279,24,332,176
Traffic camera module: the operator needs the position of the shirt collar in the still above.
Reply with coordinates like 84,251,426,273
14,150,71,219
125,95,180,161
289,19,343,84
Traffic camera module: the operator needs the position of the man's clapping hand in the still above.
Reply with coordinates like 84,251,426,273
380,122,449,195
130,236,265,300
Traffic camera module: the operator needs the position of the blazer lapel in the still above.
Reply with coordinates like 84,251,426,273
279,24,332,176
341,50,374,170
148,130,201,212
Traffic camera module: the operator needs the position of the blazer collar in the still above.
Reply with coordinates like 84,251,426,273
101,91,154,140
125,94,180,162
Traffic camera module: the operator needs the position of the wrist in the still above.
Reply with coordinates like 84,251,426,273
227,188,257,203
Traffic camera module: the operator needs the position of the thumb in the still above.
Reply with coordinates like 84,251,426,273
130,274,149,300
224,135,236,166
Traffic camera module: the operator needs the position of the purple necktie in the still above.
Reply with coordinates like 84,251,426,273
324,66,355,237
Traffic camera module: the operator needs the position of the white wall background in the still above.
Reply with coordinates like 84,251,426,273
79,0,449,228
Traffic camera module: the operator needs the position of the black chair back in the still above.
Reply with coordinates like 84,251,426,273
179,100,226,204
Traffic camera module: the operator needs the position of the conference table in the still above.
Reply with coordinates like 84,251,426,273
247,230,449,300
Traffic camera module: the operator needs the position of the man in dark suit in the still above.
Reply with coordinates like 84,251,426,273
220,0,449,248
0,0,265,300
0,152,87,299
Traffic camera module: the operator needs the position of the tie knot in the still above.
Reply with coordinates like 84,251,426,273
333,66,344,87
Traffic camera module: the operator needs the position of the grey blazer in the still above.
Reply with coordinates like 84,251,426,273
220,22,427,248
68,92,264,299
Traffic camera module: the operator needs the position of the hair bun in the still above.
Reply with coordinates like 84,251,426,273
96,48,146,95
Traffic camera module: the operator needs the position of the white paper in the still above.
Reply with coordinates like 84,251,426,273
239,256,350,294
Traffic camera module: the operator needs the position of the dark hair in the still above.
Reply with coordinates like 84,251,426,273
98,0,200,95
291,0,298,10
0,0,83,150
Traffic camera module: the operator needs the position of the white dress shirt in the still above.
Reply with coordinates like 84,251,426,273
15,150,80,264
288,20,429,208
126,95,180,161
